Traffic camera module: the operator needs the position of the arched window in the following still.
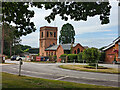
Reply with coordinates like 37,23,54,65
50,32,53,37
74,50,76,54
54,32,56,37
47,31,49,37
77,48,80,54
42,32,43,38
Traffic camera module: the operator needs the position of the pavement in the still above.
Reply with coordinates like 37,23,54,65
1,60,120,87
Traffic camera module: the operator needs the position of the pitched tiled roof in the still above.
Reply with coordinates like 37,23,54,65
45,43,87,51
61,44,72,50
103,36,120,51
45,45,59,51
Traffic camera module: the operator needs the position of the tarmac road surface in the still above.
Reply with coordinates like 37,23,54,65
1,60,120,87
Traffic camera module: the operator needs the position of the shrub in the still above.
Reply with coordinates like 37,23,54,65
6,56,11,59
60,54,67,57
77,52,83,63
53,55,57,60
59,54,67,62
82,48,100,66
67,54,77,62
99,52,105,62
48,56,53,61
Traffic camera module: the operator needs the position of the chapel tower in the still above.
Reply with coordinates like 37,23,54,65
39,26,57,56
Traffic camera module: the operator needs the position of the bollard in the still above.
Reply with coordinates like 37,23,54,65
96,63,97,71
83,60,84,64
19,58,23,76
74,59,75,63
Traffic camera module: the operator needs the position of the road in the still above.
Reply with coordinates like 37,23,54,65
1,60,120,87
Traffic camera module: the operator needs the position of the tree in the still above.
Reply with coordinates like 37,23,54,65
2,23,21,56
13,44,31,55
2,1,112,37
82,48,100,66
99,52,105,62
42,2,111,24
59,23,75,44
2,2,36,37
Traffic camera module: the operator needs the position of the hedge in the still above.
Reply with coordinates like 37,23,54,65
60,54,67,57
77,52,83,62
59,54,67,62
67,54,77,62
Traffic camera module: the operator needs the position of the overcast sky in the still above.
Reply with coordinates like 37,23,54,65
20,1,119,49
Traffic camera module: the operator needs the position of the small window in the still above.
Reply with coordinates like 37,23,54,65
47,31,49,37
42,32,43,38
54,32,56,37
50,32,53,37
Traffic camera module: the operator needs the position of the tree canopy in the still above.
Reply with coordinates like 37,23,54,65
59,23,75,44
2,2,36,37
82,48,100,66
2,1,111,37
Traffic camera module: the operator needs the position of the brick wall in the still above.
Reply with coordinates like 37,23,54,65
56,45,64,61
105,46,115,63
72,44,84,54
115,40,120,62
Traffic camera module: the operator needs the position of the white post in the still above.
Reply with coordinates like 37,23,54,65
96,60,98,71
83,60,84,64
19,59,22,76
96,63,97,71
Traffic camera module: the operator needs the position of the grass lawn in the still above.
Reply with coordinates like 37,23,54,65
59,65,120,74
1,63,16,65
2,72,117,89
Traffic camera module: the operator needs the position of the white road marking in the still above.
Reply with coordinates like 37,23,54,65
9,67,54,75
55,76,69,80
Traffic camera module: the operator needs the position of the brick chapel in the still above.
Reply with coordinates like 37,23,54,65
103,36,120,63
39,26,88,60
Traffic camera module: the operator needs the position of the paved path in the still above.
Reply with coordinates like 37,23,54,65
2,60,120,87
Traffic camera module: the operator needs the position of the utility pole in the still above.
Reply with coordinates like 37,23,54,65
1,23,4,63
0,2,2,63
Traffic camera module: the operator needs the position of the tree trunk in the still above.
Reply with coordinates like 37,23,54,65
10,41,12,56
1,24,4,63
